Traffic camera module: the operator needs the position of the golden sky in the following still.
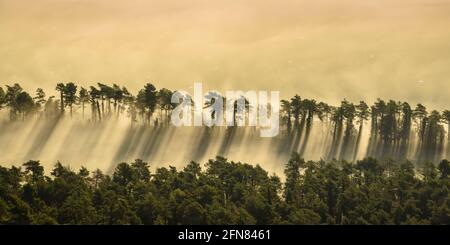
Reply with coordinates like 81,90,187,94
1,0,449,109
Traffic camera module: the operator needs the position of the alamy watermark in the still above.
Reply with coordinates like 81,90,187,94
170,83,280,137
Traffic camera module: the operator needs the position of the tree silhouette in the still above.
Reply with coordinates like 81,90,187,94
112,84,124,116
33,88,46,110
290,95,302,127
339,100,356,160
64,82,78,117
14,91,35,120
353,101,370,160
414,103,428,145
299,99,320,156
137,83,158,125
55,83,66,115
5,84,24,120
328,103,345,160
280,100,292,130
79,87,90,119
158,88,174,124
89,86,102,121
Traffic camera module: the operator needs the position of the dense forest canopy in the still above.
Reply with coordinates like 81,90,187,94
0,82,449,164
0,155,448,225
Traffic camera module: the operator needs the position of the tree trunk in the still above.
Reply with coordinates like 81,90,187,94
353,120,364,161
101,96,105,118
60,91,64,114
97,100,102,121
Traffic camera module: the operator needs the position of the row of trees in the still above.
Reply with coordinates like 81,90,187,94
0,83,175,124
1,83,450,163
0,155,448,225
280,96,450,163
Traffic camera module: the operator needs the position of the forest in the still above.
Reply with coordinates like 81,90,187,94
0,155,448,225
1,82,450,164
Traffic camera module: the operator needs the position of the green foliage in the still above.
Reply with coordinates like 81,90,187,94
0,156,448,225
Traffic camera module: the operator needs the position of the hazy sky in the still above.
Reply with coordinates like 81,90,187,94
1,0,449,109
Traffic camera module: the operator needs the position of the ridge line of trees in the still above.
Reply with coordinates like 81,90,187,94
1,83,450,163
